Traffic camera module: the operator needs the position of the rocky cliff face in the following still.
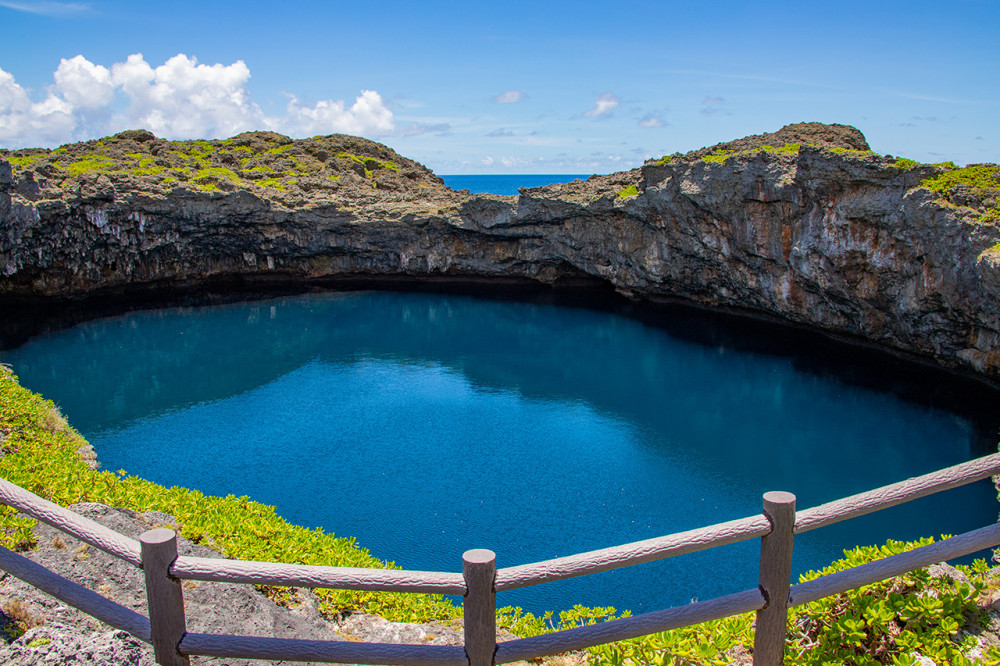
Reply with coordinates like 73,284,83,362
2,124,999,382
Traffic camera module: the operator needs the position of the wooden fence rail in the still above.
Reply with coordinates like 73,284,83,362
2,452,1000,665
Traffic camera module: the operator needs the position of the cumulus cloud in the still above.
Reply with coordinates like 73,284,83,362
493,90,525,104
285,89,394,136
0,53,396,148
638,114,665,128
55,55,114,109
584,92,619,118
110,54,263,139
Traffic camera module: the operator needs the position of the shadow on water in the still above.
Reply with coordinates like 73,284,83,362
1,280,998,613
4,279,998,448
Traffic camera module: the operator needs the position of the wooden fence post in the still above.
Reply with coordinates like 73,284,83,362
141,528,189,666
463,549,497,666
753,491,796,666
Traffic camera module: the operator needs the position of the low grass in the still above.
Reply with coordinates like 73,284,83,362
63,156,117,176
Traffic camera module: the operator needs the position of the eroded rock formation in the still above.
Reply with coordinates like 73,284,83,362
1,123,998,382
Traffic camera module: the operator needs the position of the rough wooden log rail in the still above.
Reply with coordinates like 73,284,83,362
0,476,142,565
0,451,998,665
0,543,151,641
170,555,467,594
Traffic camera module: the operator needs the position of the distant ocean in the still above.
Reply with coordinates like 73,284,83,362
440,174,592,196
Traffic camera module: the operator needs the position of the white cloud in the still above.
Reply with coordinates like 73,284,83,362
54,55,114,109
638,114,665,128
494,90,525,104
284,90,394,137
0,53,396,148
0,1,89,16
0,66,77,146
584,92,619,118
110,54,263,139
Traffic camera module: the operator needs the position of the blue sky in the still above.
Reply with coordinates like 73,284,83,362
0,0,997,174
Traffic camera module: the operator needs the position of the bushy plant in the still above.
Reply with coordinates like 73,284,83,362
893,157,922,170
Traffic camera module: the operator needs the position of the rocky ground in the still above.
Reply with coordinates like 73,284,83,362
0,503,586,666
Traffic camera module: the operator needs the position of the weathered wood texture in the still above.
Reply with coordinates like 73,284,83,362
795,452,1000,534
753,492,796,666
790,522,1000,607
0,544,151,642
171,555,466,594
463,549,497,666
178,633,468,666
0,476,142,565
494,588,766,663
494,514,772,591
141,529,189,666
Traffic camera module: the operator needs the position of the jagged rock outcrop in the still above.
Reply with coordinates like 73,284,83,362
1,124,999,382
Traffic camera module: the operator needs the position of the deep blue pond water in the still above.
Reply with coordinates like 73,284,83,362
1,290,996,614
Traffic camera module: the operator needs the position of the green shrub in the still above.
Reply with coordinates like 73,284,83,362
760,143,801,155
63,156,117,176
893,157,922,170
920,165,1000,222
191,166,241,184
617,184,639,198
701,149,735,164
258,177,288,191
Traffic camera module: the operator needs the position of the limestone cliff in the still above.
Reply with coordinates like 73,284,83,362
1,124,999,382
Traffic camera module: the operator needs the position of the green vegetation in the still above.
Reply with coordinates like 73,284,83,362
5,154,44,172
2,366,998,663
760,143,801,155
893,158,922,170
701,148,735,164
617,184,639,198
2,129,426,201
499,539,1000,665
687,143,803,166
265,144,295,156
920,165,1000,222
257,177,288,191
831,147,875,158
63,156,117,176
336,151,365,164
192,166,240,184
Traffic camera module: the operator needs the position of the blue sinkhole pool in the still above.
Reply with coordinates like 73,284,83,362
1,290,997,614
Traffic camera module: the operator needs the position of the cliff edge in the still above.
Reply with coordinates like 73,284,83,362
2,123,999,382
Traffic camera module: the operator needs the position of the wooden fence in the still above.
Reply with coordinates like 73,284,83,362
2,453,1000,665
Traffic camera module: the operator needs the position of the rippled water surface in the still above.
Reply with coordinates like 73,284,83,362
2,291,996,613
